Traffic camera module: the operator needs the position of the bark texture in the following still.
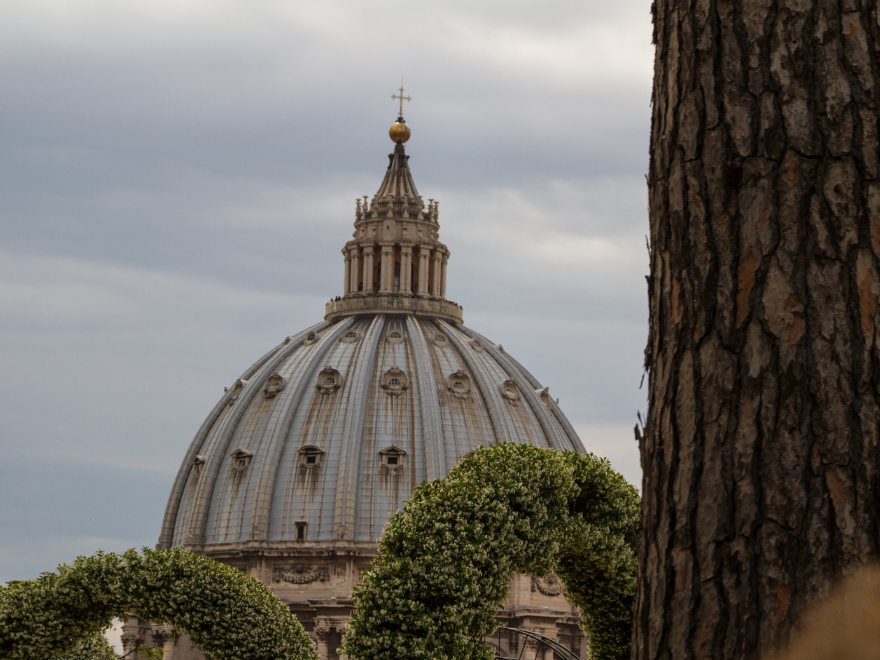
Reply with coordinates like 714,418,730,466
637,0,880,658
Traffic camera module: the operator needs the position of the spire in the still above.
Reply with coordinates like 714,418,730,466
374,89,422,216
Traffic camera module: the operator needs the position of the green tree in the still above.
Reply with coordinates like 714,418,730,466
639,0,880,657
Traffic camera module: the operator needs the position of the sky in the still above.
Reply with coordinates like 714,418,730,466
0,0,654,584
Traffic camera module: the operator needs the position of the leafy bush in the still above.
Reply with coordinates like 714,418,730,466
342,444,640,660
0,547,317,660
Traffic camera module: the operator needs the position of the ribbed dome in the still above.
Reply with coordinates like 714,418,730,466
158,315,583,550
158,105,585,554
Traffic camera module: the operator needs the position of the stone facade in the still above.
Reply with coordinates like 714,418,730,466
125,112,589,659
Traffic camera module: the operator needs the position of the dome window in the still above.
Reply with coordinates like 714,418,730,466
379,446,406,469
304,331,320,346
386,329,405,344
263,371,286,399
295,521,308,541
433,333,448,347
500,379,521,407
230,448,253,471
316,366,343,395
298,445,325,468
446,370,471,400
341,329,360,344
381,367,409,397
468,338,484,353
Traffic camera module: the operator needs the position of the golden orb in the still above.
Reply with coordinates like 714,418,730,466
389,120,411,144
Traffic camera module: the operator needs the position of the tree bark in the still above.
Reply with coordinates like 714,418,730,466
637,1,880,658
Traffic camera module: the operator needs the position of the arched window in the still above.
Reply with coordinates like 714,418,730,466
389,378,401,387
323,376,336,387
453,381,465,390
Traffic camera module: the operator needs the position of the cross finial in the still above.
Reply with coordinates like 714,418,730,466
391,85,412,118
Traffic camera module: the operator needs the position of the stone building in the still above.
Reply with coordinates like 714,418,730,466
122,107,590,660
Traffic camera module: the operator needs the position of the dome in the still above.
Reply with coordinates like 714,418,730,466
156,103,584,554
157,316,583,549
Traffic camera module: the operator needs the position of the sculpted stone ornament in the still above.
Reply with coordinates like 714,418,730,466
264,372,286,399
531,573,565,596
272,564,330,585
500,379,521,406
224,379,247,406
381,367,408,397
316,366,342,396
191,455,207,477
446,370,472,400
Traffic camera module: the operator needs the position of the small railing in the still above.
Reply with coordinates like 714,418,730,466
325,295,463,324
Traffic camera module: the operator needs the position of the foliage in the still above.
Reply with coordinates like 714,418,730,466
0,547,317,660
342,443,641,660
54,631,119,660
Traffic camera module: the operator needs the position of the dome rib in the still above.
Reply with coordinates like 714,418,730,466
157,322,329,550
333,316,386,542
248,318,355,541
406,316,445,480
185,321,332,547
458,325,568,452
438,321,510,445
463,327,585,453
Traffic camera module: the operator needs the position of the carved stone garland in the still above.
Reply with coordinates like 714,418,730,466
272,564,330,585
531,573,565,596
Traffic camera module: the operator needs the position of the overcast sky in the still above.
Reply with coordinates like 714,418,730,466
0,0,653,583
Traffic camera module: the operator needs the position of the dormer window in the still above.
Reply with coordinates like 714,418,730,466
264,371,286,399
298,445,325,468
500,379,521,407
387,329,404,344
304,331,320,346
341,330,360,344
295,521,307,541
381,367,408,397
446,371,471,400
379,446,406,469
316,366,342,395
230,448,253,471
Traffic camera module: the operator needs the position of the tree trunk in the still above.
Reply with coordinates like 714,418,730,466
636,1,880,658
